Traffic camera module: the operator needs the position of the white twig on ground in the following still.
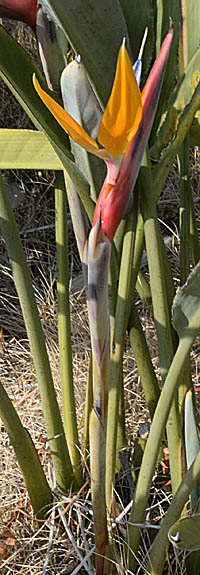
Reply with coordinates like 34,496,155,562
58,504,94,575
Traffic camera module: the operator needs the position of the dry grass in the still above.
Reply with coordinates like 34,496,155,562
0,19,199,575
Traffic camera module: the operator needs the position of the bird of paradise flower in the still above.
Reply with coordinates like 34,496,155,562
33,23,173,242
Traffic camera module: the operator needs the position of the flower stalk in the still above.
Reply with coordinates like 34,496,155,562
87,219,111,572
55,171,82,487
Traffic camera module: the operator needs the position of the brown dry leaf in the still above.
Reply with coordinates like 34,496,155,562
0,528,16,546
0,529,16,566
4,536,16,547
0,543,7,561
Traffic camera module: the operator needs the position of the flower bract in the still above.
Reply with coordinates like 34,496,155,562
33,42,142,162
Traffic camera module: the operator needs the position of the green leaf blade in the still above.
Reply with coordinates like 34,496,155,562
0,129,63,169
169,515,200,552
172,262,200,340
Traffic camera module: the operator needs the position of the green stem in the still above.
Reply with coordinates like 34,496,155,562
0,380,52,518
177,135,191,286
106,206,137,511
189,189,200,266
127,335,195,572
128,303,160,419
84,352,93,457
87,222,111,572
139,154,183,511
0,172,72,494
147,450,200,574
135,269,151,306
116,362,126,468
129,211,145,304
64,170,90,266
140,154,175,379
55,172,82,487
177,137,192,467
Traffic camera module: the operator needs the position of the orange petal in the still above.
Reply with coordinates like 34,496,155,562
98,43,142,158
33,74,109,159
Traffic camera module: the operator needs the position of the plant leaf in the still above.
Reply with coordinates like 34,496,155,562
40,0,129,107
0,129,63,169
180,0,200,70
0,379,52,518
172,262,200,340
151,0,180,139
169,514,200,551
190,114,200,146
153,82,200,195
151,47,200,159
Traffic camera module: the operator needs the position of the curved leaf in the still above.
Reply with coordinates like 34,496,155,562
169,514,200,551
153,82,200,195
151,0,180,139
180,0,200,70
190,115,200,146
172,262,200,340
151,47,200,158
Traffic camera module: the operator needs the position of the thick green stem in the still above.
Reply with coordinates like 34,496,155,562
0,172,72,494
127,335,195,572
0,380,52,518
116,362,126,466
177,137,192,461
189,190,200,266
55,172,82,487
106,207,137,511
88,222,111,572
136,269,151,306
140,155,174,380
128,303,160,419
177,135,191,286
177,137,199,426
64,170,89,266
131,212,145,277
84,352,93,456
147,450,200,574
140,153,182,498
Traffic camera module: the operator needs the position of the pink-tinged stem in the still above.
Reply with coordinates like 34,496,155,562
87,219,111,573
0,0,37,33
93,23,174,242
